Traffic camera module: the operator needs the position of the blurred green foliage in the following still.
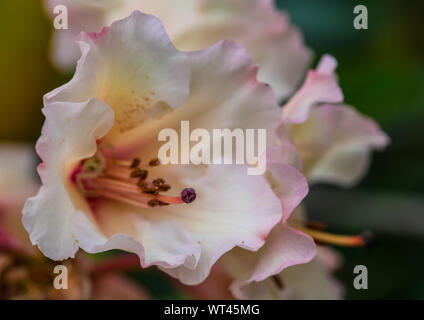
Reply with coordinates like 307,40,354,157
0,0,422,299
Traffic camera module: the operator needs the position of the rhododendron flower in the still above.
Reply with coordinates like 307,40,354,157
0,143,147,299
46,0,311,100
278,54,390,186
215,55,388,300
23,12,310,285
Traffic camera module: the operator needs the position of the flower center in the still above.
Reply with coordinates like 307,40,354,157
75,148,196,208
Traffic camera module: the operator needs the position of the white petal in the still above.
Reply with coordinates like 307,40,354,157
22,98,114,260
45,11,191,139
69,208,200,269
291,104,389,186
252,26,313,101
156,164,283,285
221,222,316,299
113,39,281,161
266,162,308,222
282,54,343,123
231,256,342,300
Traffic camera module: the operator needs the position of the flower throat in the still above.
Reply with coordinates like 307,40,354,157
75,148,196,208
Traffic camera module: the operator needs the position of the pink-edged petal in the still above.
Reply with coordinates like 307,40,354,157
282,54,343,124
156,164,282,285
266,120,303,171
291,104,390,186
185,39,281,137
176,0,312,101
45,11,191,139
233,256,343,300
252,26,313,100
69,207,200,269
221,222,316,300
266,162,308,222
316,245,343,272
22,98,114,260
109,0,310,101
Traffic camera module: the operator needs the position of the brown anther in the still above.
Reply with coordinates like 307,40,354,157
149,158,161,167
137,180,147,189
152,178,165,187
143,187,158,195
130,157,141,169
159,184,171,192
139,169,148,180
147,199,169,207
148,199,160,207
130,168,142,178
130,168,148,180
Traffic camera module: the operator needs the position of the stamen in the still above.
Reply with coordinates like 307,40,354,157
142,187,159,195
95,190,150,209
296,226,374,247
130,168,148,180
105,167,138,183
149,158,161,167
152,178,171,191
148,199,169,207
130,157,141,168
76,152,196,209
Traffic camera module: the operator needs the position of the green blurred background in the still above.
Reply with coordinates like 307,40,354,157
0,0,423,299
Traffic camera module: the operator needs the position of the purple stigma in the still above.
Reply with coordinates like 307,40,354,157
181,188,196,203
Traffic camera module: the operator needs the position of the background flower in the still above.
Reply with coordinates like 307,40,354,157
45,0,312,101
